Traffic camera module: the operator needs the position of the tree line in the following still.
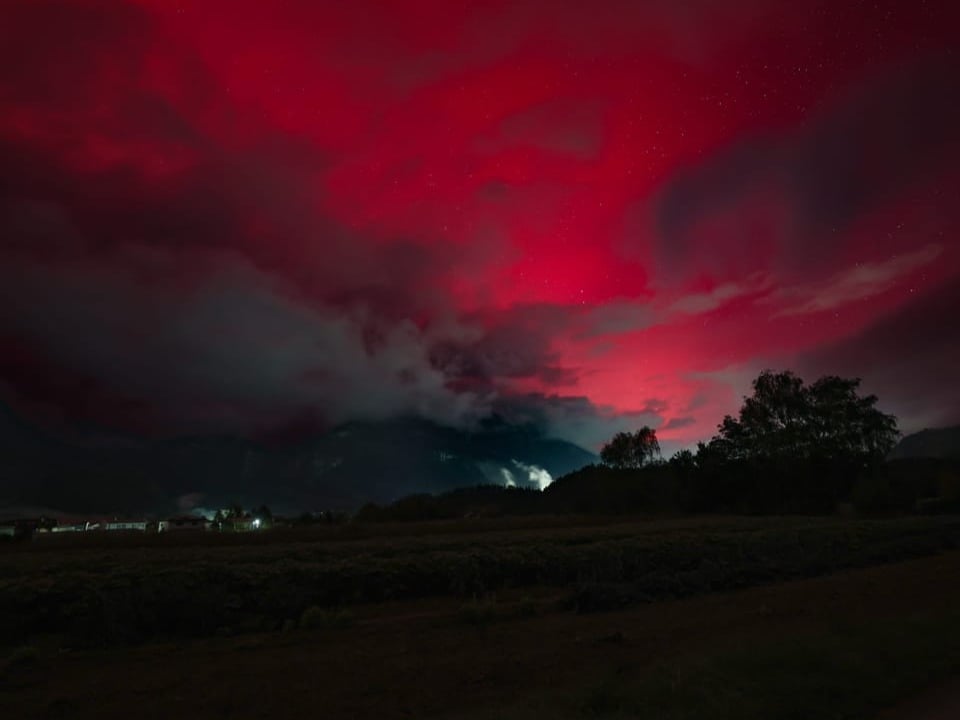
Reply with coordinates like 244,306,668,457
359,370,960,521
602,370,899,470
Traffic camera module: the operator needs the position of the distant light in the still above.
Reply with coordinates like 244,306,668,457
252,518,261,529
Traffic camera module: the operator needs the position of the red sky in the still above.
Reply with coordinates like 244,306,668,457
1,0,958,451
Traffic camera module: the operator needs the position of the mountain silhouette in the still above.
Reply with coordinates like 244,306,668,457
889,426,960,460
0,407,595,516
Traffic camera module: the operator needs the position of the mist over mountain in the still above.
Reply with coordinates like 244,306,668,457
0,406,595,516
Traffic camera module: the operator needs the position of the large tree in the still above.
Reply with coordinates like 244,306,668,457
706,370,899,463
600,426,661,468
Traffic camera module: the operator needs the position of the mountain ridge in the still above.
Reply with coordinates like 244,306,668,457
0,406,596,516
890,425,960,460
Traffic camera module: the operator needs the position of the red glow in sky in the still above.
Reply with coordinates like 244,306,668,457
1,0,958,449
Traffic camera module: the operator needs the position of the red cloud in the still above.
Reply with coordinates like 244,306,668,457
0,0,957,445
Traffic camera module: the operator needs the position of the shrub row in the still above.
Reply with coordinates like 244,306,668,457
1,517,958,647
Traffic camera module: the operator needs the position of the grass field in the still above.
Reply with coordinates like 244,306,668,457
3,515,960,718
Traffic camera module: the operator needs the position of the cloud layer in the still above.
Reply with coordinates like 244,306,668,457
0,0,957,448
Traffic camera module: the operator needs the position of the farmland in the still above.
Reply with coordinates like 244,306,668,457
3,515,960,718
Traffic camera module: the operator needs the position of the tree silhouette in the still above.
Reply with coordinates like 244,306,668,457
669,449,695,470
706,370,899,463
600,426,661,468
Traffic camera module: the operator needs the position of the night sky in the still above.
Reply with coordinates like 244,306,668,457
1,0,958,453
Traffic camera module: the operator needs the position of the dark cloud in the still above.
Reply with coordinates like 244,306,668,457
0,1,151,106
431,304,577,388
799,278,960,433
483,100,603,159
633,398,669,417
652,53,960,283
0,250,487,433
661,416,696,431
0,0,517,434
492,393,663,449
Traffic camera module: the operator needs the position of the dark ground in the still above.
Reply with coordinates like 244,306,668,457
2,518,960,719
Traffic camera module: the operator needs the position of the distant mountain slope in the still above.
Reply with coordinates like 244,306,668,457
0,407,595,516
890,426,960,460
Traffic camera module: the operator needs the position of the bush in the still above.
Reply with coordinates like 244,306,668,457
4,516,960,649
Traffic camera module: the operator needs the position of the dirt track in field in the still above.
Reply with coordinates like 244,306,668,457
878,676,960,720
3,551,960,719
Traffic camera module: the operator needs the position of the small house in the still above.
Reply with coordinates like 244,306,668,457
51,523,89,533
105,520,149,532
230,517,258,532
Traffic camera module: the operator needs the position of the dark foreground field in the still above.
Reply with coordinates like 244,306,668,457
3,516,960,718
